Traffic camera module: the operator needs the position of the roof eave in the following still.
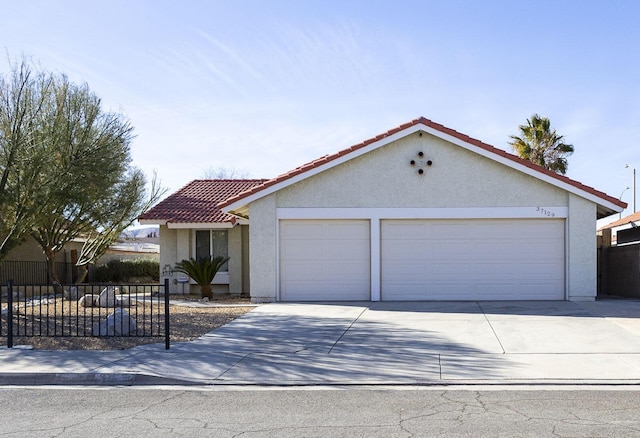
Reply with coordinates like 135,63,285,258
221,125,424,214
166,222,235,229
139,219,167,225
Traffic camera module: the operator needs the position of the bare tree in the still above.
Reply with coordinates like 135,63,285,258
202,166,251,179
75,171,165,283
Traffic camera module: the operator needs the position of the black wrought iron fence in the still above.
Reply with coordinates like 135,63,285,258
1,279,170,349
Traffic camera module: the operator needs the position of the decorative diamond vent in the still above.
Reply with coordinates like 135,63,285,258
410,151,433,175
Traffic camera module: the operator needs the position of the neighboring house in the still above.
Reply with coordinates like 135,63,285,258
139,179,267,294
598,211,640,246
217,117,624,302
1,237,86,284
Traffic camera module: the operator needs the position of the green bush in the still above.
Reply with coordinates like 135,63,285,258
94,259,159,283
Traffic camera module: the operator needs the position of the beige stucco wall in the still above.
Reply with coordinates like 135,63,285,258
277,133,567,208
158,224,247,295
3,237,84,263
247,130,601,302
567,194,597,300
228,225,242,294
159,226,178,293
248,194,278,302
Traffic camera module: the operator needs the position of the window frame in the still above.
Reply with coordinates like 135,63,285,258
192,229,230,284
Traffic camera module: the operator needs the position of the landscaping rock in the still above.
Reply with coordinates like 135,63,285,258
92,308,137,336
97,287,118,307
116,296,131,307
64,286,80,301
78,294,97,307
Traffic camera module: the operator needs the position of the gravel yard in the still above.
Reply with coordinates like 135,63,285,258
2,295,255,351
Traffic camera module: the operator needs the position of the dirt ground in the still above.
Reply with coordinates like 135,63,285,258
3,294,255,351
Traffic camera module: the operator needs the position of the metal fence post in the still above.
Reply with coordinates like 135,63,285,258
7,280,13,349
164,278,170,350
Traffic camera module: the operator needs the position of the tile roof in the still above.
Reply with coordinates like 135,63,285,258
219,117,627,211
598,211,640,230
139,179,268,224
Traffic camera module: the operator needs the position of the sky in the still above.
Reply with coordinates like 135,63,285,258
1,0,638,226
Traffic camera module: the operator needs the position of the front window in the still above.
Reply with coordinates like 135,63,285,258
195,230,229,271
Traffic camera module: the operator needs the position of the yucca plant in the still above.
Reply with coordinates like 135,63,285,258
173,256,230,299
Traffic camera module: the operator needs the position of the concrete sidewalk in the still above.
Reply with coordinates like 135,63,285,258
2,300,640,386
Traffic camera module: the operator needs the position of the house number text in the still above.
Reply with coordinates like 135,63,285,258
536,207,556,217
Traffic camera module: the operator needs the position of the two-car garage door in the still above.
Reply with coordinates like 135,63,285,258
279,219,565,301
381,219,565,300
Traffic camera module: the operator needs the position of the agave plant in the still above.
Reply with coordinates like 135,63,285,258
173,256,230,299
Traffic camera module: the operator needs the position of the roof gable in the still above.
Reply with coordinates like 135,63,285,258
220,117,625,218
139,179,267,226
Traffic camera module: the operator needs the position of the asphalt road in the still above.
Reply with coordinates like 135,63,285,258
1,387,640,437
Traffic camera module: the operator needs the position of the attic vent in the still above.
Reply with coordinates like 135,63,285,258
410,151,433,175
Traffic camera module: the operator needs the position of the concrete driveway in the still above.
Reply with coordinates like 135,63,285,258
3,299,640,385
114,299,640,385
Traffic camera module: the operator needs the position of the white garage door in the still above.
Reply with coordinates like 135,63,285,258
381,219,565,300
279,220,370,301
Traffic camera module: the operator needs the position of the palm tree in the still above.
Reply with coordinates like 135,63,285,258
173,256,230,299
509,114,574,175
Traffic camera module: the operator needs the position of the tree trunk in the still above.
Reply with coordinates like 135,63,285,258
200,284,213,299
75,264,89,284
44,248,62,291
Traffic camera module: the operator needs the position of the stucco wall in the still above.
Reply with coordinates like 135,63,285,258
277,133,567,208
568,194,597,300
247,130,601,302
228,225,242,294
159,225,248,295
159,226,179,293
249,194,278,301
3,237,83,263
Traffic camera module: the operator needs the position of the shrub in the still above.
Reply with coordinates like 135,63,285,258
94,259,159,283
173,256,229,299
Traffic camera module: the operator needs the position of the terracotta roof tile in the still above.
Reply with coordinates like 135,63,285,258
218,117,627,210
139,179,267,224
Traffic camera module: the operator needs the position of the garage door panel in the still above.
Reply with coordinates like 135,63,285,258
326,222,370,239
280,220,370,301
517,220,565,237
431,222,472,237
324,240,370,258
280,240,325,259
383,222,433,239
382,219,565,301
280,222,325,239
384,241,431,258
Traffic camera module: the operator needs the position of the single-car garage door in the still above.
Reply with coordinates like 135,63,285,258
280,220,370,301
381,219,565,300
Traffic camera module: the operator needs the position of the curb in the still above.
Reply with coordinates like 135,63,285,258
0,373,200,386
2,373,640,388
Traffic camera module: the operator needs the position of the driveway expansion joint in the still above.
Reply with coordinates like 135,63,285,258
476,301,506,354
328,305,369,354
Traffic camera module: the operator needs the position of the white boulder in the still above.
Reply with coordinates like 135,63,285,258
92,308,137,336
78,294,97,308
97,287,118,308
